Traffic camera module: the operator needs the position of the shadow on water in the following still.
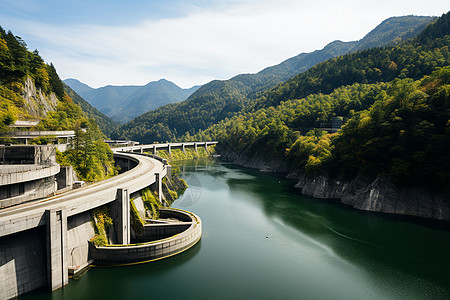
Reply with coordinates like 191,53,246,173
19,236,202,300
211,161,450,296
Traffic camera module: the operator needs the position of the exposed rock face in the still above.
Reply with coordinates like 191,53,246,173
219,147,289,173
22,76,57,117
218,147,450,221
295,172,450,221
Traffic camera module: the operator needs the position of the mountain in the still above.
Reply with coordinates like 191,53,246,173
63,84,119,136
261,15,434,80
64,78,201,123
111,15,436,144
248,16,448,111
194,12,450,223
64,78,93,94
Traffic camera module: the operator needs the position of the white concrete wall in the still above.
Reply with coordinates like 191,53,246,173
0,164,60,186
67,211,95,269
0,228,47,300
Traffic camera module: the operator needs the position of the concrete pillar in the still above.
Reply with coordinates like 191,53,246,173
153,146,157,155
115,188,130,245
182,144,186,154
168,144,171,155
155,173,163,205
194,143,198,152
46,208,68,291
140,147,143,153
205,143,208,153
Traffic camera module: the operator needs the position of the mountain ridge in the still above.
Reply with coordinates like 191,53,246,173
64,78,201,123
112,15,436,143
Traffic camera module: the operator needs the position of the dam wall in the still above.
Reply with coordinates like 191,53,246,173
67,211,96,272
0,227,47,298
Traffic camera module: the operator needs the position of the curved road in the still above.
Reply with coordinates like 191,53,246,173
0,152,166,237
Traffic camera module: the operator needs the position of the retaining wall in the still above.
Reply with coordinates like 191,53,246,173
67,211,95,271
0,227,47,299
134,223,191,242
90,209,201,265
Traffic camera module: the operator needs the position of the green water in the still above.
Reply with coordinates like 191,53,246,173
22,159,450,299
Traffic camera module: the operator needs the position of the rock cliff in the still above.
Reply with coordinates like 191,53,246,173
295,172,450,221
22,76,58,117
220,147,450,221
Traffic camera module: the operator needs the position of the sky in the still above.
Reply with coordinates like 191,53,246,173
0,0,448,88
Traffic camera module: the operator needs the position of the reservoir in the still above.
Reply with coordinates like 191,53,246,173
20,159,450,299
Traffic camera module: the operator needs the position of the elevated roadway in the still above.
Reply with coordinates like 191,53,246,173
0,141,213,297
114,141,218,154
0,152,165,238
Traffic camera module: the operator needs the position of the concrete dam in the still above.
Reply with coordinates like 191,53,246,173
0,142,216,299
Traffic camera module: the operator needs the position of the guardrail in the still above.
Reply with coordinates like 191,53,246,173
8,131,75,137
0,163,56,175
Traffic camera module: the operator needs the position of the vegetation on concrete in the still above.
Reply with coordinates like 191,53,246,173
141,188,161,219
162,177,179,205
91,206,113,247
129,198,144,234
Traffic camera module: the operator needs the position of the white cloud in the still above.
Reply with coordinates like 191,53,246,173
2,0,448,88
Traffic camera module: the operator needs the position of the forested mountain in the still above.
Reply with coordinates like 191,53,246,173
111,15,435,143
259,15,434,80
64,84,119,136
0,27,117,181
65,78,200,123
248,14,449,111
193,11,450,191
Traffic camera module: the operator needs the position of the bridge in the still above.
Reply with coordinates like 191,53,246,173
5,131,76,152
0,141,215,299
113,141,218,155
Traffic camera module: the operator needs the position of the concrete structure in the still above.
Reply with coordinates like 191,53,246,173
104,140,139,147
5,121,73,151
6,131,75,146
90,208,201,265
9,120,39,128
114,141,218,155
55,166,74,193
46,208,68,291
0,146,62,208
0,142,207,299
0,151,165,298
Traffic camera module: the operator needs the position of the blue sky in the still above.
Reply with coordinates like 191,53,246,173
0,0,448,88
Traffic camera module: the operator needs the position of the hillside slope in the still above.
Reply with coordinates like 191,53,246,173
64,84,119,136
112,15,435,143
